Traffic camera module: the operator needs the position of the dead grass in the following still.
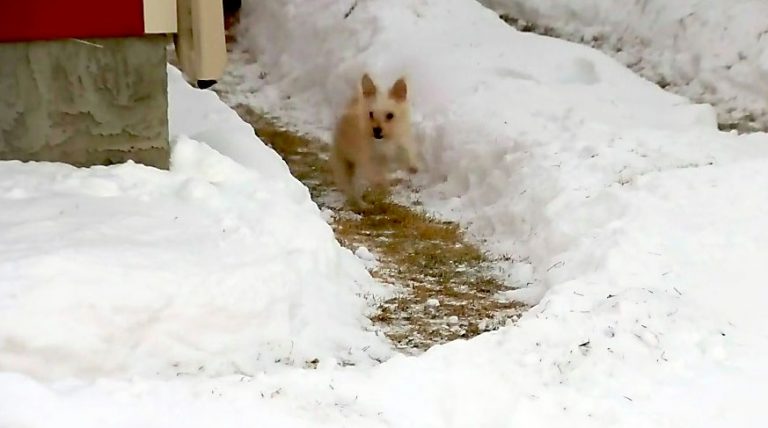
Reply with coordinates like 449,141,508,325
229,105,525,351
336,199,523,350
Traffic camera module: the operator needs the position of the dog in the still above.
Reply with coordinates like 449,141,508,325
330,73,421,208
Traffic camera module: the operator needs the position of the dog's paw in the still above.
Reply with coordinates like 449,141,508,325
371,176,389,190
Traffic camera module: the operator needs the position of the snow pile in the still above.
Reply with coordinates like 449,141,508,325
481,0,768,130
3,0,768,425
237,0,767,293
0,67,390,381
232,0,768,424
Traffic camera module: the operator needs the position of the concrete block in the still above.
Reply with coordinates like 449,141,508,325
0,35,170,169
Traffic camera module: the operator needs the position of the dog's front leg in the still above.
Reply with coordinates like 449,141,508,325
358,148,387,189
399,137,423,174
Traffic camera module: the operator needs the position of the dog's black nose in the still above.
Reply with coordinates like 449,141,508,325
372,127,383,139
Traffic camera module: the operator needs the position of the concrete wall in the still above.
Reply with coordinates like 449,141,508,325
0,35,170,168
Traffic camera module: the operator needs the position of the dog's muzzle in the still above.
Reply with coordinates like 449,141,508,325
372,127,383,140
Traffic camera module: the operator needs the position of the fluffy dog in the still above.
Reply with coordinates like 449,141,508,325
330,73,421,208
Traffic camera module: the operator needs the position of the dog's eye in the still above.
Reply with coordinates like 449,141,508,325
386,112,394,121
369,111,374,119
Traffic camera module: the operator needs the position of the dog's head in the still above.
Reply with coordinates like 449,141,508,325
360,74,410,141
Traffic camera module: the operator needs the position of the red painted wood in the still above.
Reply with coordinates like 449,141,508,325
0,0,145,42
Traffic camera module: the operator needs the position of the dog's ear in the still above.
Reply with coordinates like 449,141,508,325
361,74,377,98
389,77,407,102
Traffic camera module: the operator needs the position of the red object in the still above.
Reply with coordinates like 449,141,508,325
0,0,145,42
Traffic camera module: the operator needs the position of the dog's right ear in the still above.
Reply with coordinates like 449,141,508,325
361,74,377,98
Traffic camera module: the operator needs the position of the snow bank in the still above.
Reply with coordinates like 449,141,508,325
3,0,768,425
0,67,391,381
481,0,768,130
237,0,768,292
229,0,768,425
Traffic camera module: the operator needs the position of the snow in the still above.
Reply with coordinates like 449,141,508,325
481,0,768,130
0,66,391,382
353,246,379,270
3,0,768,426
232,0,768,424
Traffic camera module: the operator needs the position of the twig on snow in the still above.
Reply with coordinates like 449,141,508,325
344,0,358,19
547,261,565,272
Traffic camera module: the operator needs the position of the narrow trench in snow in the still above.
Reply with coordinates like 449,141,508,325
223,105,526,352
198,15,527,352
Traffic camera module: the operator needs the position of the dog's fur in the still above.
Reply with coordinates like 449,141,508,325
330,73,421,207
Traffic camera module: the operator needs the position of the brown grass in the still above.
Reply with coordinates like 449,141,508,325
227,105,525,351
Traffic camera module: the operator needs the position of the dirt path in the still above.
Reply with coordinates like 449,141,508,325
212,44,525,352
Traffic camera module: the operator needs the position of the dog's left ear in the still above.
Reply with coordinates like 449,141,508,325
389,77,407,102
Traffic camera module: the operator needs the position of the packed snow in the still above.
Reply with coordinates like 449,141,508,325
481,0,768,130
3,0,768,426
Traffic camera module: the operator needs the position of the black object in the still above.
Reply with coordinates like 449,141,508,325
197,79,217,90
223,0,242,15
